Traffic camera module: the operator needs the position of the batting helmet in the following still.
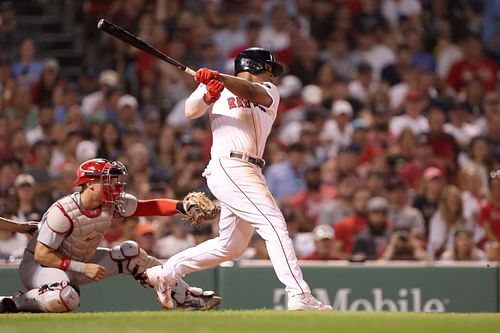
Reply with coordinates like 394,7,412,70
234,47,283,77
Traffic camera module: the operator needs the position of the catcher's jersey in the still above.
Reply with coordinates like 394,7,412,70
27,192,138,262
195,81,279,159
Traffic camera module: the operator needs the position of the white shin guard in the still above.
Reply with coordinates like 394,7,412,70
13,282,80,313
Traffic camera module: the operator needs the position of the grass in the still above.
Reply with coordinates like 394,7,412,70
1,310,499,333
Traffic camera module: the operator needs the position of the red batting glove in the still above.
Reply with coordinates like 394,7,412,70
196,68,219,84
203,79,224,104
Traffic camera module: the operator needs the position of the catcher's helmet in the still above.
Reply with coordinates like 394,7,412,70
234,47,283,77
74,158,128,212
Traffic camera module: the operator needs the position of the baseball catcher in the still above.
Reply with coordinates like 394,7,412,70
0,158,220,313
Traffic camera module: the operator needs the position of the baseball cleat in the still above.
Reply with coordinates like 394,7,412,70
145,266,174,310
287,293,333,311
177,290,222,310
0,297,18,313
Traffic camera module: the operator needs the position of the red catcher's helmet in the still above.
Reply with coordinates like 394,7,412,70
74,158,128,212
74,158,114,186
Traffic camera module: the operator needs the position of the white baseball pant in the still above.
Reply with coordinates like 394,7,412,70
161,157,311,297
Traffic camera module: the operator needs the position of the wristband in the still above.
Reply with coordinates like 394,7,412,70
176,201,186,215
59,258,86,273
59,258,71,271
69,260,86,273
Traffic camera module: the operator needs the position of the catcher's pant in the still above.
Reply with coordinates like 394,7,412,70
162,157,311,297
17,249,191,312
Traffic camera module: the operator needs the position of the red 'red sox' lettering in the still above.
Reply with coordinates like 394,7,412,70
227,96,259,110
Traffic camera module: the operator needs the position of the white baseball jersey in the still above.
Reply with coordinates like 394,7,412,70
192,81,279,158
27,192,138,261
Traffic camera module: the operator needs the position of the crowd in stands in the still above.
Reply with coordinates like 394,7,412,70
0,0,500,263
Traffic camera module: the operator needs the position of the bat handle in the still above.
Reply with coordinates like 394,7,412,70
185,67,196,77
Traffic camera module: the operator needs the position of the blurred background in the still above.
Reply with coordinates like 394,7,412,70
0,0,499,266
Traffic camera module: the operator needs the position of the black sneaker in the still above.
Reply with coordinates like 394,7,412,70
0,297,18,313
177,291,222,310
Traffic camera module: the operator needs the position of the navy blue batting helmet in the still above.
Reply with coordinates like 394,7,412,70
234,47,283,76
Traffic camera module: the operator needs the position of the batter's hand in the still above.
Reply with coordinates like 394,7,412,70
203,79,224,104
84,263,106,281
196,68,219,84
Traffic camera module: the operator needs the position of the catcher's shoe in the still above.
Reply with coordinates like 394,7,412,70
145,266,174,310
288,293,333,311
175,288,222,311
0,297,18,313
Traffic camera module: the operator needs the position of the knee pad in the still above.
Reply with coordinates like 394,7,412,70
110,240,158,276
41,283,80,313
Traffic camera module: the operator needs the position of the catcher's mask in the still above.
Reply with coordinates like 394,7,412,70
234,47,283,77
74,158,128,213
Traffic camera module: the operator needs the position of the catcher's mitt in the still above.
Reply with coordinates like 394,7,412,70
182,192,219,224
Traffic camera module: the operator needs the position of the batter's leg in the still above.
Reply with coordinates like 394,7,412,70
209,158,311,297
160,204,254,283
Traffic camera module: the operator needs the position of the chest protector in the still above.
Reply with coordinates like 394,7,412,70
57,194,123,261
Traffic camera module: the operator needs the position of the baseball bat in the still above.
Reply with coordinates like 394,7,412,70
97,19,196,77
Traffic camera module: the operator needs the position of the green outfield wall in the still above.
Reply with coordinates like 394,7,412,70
1,262,498,312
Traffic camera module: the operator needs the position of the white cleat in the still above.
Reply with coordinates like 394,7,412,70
145,266,174,310
287,293,333,311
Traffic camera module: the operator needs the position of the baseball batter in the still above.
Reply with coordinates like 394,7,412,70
0,158,220,313
147,48,332,310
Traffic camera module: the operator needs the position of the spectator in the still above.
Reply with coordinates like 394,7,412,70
447,34,498,92
382,44,412,86
399,134,446,189
287,165,332,232
257,4,291,52
356,27,395,82
9,173,42,222
348,62,378,104
352,196,391,260
96,121,123,161
321,100,354,158
412,166,446,234
320,31,362,81
31,58,63,107
318,173,357,226
303,225,340,260
381,228,427,261
155,219,195,259
134,221,160,258
334,187,371,257
428,185,476,258
382,0,422,29
480,170,500,244
389,89,429,137
443,100,481,150
427,106,459,173
459,136,493,191
265,143,307,202
26,105,54,146
213,9,245,59
440,227,487,262
386,176,425,234
81,69,120,118
11,37,43,88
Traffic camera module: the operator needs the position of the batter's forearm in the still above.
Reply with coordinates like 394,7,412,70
185,94,211,119
219,74,272,106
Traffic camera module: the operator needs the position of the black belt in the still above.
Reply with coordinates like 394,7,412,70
229,152,265,168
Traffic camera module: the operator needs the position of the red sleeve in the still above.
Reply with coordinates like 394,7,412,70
133,199,179,217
